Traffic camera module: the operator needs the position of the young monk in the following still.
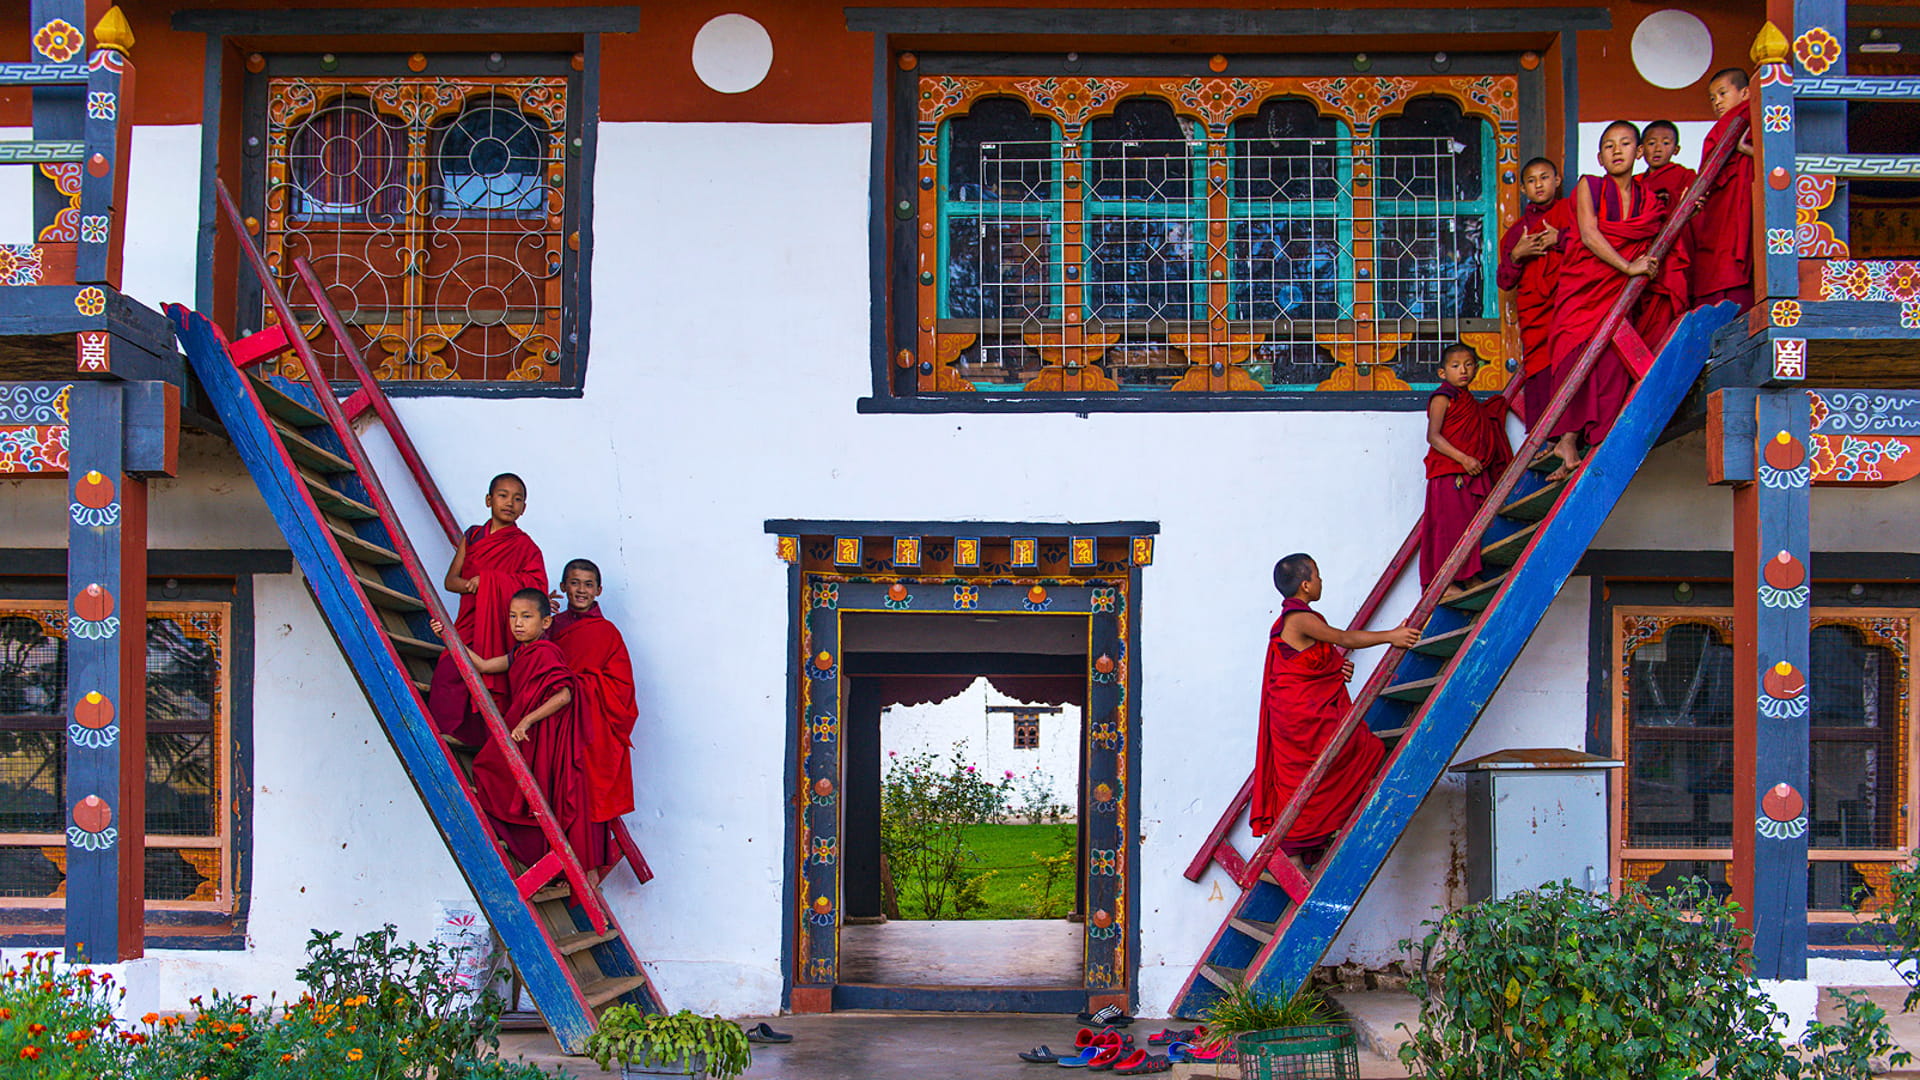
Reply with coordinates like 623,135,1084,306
1539,122,1685,481
550,558,640,834
1639,120,1696,307
435,589,609,876
1690,68,1755,309
1421,344,1513,601
1250,555,1422,870
1496,157,1572,424
427,473,547,747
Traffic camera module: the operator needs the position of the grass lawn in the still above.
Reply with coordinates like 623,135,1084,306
894,822,1079,920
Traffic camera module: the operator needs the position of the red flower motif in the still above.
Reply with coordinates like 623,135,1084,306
1885,262,1920,302
1794,27,1840,75
33,19,82,64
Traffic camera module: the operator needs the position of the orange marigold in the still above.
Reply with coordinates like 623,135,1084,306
66,1029,90,1044
0,1007,10,1020
27,1023,46,1035
281,1053,295,1064
141,1012,158,1025
222,1042,235,1051
346,1048,364,1061
19,1046,41,1061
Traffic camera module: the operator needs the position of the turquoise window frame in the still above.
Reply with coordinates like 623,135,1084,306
1372,115,1500,320
1077,116,1210,324
936,112,1064,321
1223,118,1356,321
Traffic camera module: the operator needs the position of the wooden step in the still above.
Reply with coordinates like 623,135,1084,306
1500,476,1569,522
329,523,401,566
1443,573,1505,612
1411,624,1473,658
583,974,653,1010
1381,675,1441,704
249,373,327,428
1481,523,1539,567
387,630,445,659
1197,964,1246,992
1376,724,1411,750
555,929,622,956
357,574,426,612
1228,917,1276,945
302,473,378,520
411,678,431,697
270,418,354,474
532,882,571,904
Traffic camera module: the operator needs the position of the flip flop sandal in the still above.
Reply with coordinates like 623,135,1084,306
1056,1045,1105,1068
743,1022,792,1044
1115,1053,1172,1075
1019,1046,1060,1063
1077,1045,1129,1071
1078,1005,1134,1027
1145,1028,1193,1045
1090,1048,1146,1073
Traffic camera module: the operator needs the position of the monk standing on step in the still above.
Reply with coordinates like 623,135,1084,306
436,589,608,875
1496,156,1570,426
428,473,548,746
1690,68,1756,310
550,558,640,851
1250,555,1421,870
1421,344,1512,603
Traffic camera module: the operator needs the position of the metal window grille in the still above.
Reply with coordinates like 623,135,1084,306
256,69,576,385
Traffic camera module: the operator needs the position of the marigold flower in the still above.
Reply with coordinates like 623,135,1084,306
95,1016,112,1029
66,1028,89,1044
0,1007,10,1019
27,1022,46,1035
345,1024,358,1034
19,1046,40,1060
347,1048,364,1061
142,1012,158,1025
345,994,369,1007
281,1053,295,1064
222,1041,235,1051
229,1022,245,1034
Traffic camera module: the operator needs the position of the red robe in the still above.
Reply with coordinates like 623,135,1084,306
1642,161,1697,313
1420,383,1513,588
427,523,546,746
1688,107,1754,307
550,604,639,823
471,638,611,871
1496,198,1572,424
1250,599,1385,854
1548,175,1685,446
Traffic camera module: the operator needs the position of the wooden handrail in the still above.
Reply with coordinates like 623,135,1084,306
210,179,610,936
1240,111,1751,889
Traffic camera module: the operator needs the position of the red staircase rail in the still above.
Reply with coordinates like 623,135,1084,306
1233,111,1750,895
211,179,611,931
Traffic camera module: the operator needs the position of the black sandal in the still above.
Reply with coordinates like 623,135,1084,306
1019,1045,1060,1063
744,1021,793,1044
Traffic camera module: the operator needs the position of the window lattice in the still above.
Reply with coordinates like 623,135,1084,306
911,74,1519,395
260,71,574,385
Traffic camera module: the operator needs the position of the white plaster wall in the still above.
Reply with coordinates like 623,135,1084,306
879,679,1082,814
29,116,1914,1017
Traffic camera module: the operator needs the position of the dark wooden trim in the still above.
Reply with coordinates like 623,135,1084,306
869,32,898,401
831,983,1087,1012
859,392,1437,414
843,652,1083,675
1560,32,1579,174
1584,575,1609,758
916,51,1523,77
1519,59,1546,169
194,34,224,314
846,7,1611,35
1123,563,1143,1013
173,6,640,35
778,562,802,1014
765,519,1160,537
1576,549,1920,582
0,549,292,578
572,33,601,394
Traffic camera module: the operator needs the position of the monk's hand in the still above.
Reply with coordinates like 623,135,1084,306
1463,456,1484,476
547,588,563,615
1389,625,1422,650
510,720,533,743
1626,255,1657,277
1537,224,1560,249
466,578,479,595
429,618,446,637
1341,659,1356,682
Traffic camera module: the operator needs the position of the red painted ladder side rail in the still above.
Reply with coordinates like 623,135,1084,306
1226,109,1752,904
287,255,654,888
211,179,614,929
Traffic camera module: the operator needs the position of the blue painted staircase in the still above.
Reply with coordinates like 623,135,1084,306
165,182,661,1051
1173,116,1749,1019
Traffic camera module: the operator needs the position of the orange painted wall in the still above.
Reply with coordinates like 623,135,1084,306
2,0,1762,127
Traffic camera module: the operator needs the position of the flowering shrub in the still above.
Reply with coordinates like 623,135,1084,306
881,745,1012,919
0,951,137,1079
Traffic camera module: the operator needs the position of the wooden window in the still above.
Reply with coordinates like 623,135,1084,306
1013,712,1040,749
0,602,237,914
1613,608,1916,916
244,54,585,388
898,65,1522,398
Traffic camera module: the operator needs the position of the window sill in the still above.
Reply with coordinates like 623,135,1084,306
0,910,247,952
858,391,1437,413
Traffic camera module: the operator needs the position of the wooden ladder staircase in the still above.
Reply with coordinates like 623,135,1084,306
1172,115,1749,1019
165,181,660,1051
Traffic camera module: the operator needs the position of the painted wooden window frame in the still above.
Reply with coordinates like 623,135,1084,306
1609,604,1919,921
238,52,590,395
872,52,1546,412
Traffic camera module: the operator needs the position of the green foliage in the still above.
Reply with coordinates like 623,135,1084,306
1010,767,1073,824
584,1007,751,1078
880,746,1012,919
1871,855,1920,1014
1400,880,1905,1080
1018,825,1078,919
0,950,136,1079
1200,982,1333,1047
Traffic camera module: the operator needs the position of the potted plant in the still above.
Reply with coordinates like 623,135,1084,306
1200,982,1357,1077
584,1006,752,1079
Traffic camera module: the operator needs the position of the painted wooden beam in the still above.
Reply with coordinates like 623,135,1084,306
1708,387,1759,484
28,1,87,237
1731,390,1812,980
1793,2,1850,249
75,31,133,286
845,6,1612,34
171,6,639,34
1754,27,1798,303
62,379,147,962
0,62,87,85
1794,75,1920,99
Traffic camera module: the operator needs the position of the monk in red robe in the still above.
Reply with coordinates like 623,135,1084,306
1689,69,1755,309
1540,122,1686,481
1421,345,1512,600
551,558,640,829
1250,555,1422,868
427,473,547,746
1639,120,1696,310
1496,157,1571,425
438,589,611,874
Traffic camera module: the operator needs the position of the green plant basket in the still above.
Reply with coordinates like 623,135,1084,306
1234,1024,1360,1080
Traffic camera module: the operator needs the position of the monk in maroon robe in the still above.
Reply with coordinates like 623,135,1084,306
441,589,611,873
428,473,547,746
1541,122,1684,481
1689,70,1755,309
1420,345,1512,598
1250,556,1421,867
1496,158,1572,425
1639,120,1697,314
551,558,640,828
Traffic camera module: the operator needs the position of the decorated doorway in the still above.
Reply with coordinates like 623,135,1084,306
769,525,1153,1013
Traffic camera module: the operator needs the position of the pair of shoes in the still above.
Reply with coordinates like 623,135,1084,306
1171,1041,1237,1064
1146,1025,1202,1045
1112,1051,1172,1075
1073,1027,1132,1049
1077,1005,1134,1027
1019,1045,1060,1063
1058,1030,1129,1068
742,1022,791,1044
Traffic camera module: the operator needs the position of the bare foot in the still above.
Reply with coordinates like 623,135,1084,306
1544,441,1582,484
1439,584,1468,604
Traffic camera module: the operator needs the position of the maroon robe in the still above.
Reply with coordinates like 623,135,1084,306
1642,161,1698,314
1689,107,1754,308
471,638,611,870
1420,383,1513,588
550,604,639,824
1496,197,1572,424
1548,175,1683,447
1250,599,1385,855
427,523,546,746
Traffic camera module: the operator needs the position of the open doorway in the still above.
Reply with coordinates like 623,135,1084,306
838,613,1086,992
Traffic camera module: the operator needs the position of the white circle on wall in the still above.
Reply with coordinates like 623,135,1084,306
1631,10,1714,90
692,14,773,94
